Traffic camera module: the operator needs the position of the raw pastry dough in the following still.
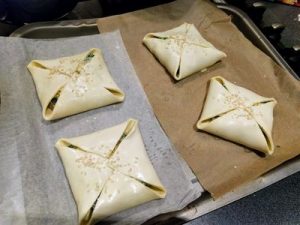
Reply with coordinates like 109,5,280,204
27,48,124,120
143,23,226,80
197,76,277,155
55,119,166,225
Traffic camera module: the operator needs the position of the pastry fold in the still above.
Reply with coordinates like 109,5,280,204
55,119,166,225
197,76,277,155
27,48,124,120
143,23,226,80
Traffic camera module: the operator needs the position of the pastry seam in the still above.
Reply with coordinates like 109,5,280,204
199,77,275,153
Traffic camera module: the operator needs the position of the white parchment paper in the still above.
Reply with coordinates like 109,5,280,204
0,31,203,225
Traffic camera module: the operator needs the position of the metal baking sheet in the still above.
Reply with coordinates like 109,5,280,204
9,4,300,224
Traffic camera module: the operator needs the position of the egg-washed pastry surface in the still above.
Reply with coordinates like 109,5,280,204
27,48,124,120
55,119,166,225
197,76,277,155
143,23,226,80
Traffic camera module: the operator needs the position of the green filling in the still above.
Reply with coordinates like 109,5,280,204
84,52,95,63
68,144,79,149
48,91,61,111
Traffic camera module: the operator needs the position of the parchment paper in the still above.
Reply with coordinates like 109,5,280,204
0,31,203,225
97,0,300,198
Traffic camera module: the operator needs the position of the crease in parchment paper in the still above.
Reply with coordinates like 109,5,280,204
0,31,203,225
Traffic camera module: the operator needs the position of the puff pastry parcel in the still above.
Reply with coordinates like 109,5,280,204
143,23,226,80
27,48,124,120
56,119,166,225
197,76,277,155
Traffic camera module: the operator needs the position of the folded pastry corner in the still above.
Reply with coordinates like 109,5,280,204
143,23,226,80
197,76,277,155
27,48,125,120
55,119,166,225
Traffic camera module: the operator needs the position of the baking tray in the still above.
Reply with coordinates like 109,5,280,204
9,4,300,224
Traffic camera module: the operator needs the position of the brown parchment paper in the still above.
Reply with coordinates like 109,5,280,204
97,0,300,198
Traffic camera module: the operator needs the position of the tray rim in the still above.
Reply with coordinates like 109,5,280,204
10,18,98,37
9,5,299,79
